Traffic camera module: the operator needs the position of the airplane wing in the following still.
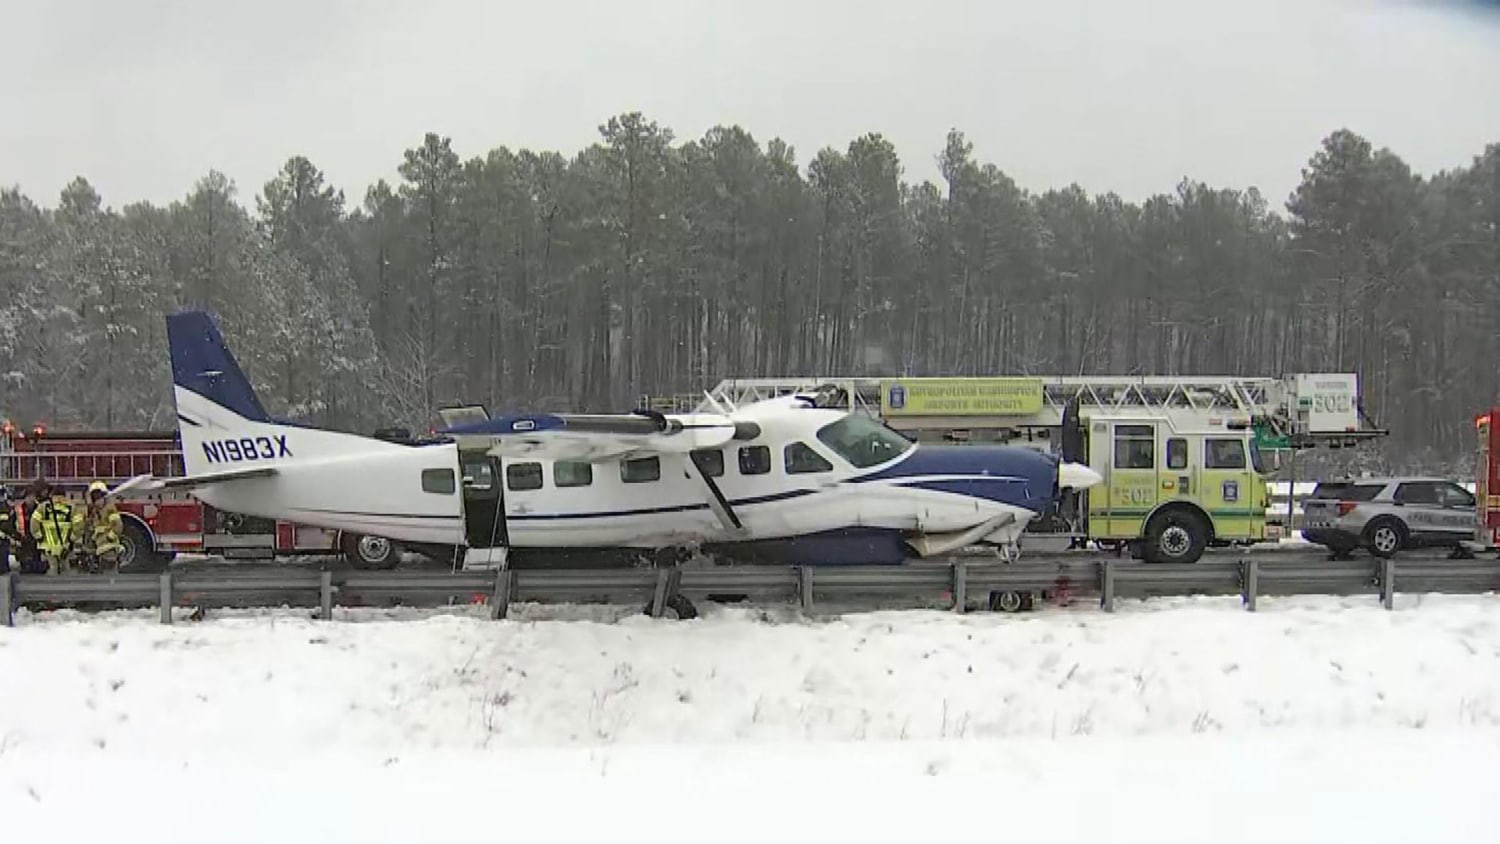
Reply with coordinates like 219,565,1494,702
441,410,742,462
442,409,755,533
114,466,279,495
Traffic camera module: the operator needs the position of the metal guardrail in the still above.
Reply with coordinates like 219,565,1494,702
4,558,1500,626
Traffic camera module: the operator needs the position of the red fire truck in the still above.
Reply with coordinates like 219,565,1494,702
1476,410,1500,549
0,421,402,569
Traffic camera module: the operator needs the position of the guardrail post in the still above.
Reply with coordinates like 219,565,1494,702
490,569,513,620
650,569,672,618
798,566,814,612
319,570,334,621
1,572,13,627
1100,562,1116,613
1243,559,1259,612
158,571,173,625
952,562,967,613
1381,558,1395,610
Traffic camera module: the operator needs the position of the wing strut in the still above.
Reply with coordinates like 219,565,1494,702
685,451,744,533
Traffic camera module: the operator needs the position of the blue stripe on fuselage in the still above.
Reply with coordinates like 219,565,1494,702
506,487,818,521
849,444,1059,513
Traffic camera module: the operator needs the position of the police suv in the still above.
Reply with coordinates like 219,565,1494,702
1300,477,1476,559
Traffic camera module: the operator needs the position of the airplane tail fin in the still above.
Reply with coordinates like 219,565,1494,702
167,310,284,476
168,310,408,480
168,310,270,421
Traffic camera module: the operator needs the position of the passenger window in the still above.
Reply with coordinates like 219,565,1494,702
1204,438,1246,470
421,468,456,494
1113,425,1155,470
554,461,593,488
785,442,833,474
505,462,543,491
691,449,725,478
739,445,771,475
1394,482,1440,505
1166,438,1188,470
621,456,661,484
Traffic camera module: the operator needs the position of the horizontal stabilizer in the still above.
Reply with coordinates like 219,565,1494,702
118,466,279,494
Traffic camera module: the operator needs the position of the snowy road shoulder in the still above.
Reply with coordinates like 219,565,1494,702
5,731,1500,843
4,594,1500,841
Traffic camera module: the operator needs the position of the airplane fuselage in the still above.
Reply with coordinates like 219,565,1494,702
158,310,1100,567
182,392,1062,566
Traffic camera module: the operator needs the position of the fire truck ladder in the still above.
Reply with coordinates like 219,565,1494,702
692,376,1277,423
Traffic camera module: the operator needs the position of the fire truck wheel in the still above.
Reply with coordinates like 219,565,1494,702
1143,508,1209,564
118,521,167,572
344,533,401,570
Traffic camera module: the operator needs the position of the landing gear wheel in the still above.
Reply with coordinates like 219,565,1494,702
344,533,401,570
990,590,1033,613
1365,520,1406,559
1143,510,1208,564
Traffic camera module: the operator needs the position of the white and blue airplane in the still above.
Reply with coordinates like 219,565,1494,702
127,310,1102,569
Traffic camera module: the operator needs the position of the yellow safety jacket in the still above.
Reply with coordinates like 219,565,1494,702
75,502,124,555
30,496,75,555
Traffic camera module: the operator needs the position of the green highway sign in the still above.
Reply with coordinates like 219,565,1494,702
1253,426,1291,451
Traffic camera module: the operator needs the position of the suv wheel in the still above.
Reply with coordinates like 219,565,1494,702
1365,519,1407,559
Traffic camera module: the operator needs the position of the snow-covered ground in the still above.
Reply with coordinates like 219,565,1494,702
4,595,1500,841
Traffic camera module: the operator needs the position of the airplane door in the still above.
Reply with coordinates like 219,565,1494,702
460,452,508,548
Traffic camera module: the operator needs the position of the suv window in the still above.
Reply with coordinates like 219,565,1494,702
1442,483,1476,508
1394,481,1441,505
1310,482,1383,502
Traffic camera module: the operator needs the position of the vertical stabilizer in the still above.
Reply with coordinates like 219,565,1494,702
166,310,397,477
167,311,270,425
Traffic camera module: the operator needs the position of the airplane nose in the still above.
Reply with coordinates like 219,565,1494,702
1058,461,1103,490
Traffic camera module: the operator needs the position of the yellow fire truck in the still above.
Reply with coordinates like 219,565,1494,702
650,374,1385,563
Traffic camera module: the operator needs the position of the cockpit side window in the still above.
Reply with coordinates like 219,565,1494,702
815,413,914,469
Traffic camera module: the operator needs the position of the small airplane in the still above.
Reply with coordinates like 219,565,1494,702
125,310,1103,569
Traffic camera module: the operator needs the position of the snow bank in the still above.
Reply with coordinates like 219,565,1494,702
3,595,1500,840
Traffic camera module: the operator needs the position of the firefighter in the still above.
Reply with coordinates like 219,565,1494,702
30,483,76,575
14,482,47,574
0,486,14,575
74,480,124,573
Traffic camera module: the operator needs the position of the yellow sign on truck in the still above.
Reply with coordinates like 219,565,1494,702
880,378,1044,416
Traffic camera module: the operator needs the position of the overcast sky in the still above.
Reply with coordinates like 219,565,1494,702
3,0,1498,211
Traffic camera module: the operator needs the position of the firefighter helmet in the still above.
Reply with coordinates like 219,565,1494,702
88,480,109,497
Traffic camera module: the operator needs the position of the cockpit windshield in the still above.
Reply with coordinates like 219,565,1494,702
815,413,915,469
